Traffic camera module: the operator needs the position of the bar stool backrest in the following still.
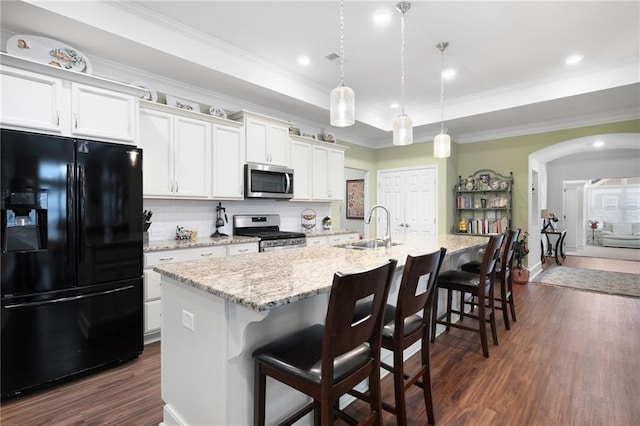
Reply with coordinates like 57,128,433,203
323,259,398,367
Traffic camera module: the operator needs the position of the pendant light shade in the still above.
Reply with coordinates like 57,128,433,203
434,132,451,157
393,1,412,146
434,41,451,157
393,114,413,146
330,84,355,127
330,0,355,127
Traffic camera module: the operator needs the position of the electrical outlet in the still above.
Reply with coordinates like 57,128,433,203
182,309,195,331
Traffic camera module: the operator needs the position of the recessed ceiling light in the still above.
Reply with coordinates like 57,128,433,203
373,10,391,24
390,103,400,109
297,56,310,66
565,54,583,65
442,68,457,81
593,140,605,148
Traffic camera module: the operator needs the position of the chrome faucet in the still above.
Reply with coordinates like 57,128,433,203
365,204,392,249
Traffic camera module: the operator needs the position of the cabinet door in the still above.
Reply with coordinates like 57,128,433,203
71,83,136,143
306,236,328,247
268,123,290,166
290,140,312,200
139,109,174,197
174,116,211,197
245,118,269,164
0,66,64,133
312,145,330,201
212,124,244,199
327,148,344,200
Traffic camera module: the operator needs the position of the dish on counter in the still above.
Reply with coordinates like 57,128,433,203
208,106,227,119
130,81,158,102
166,94,200,111
6,34,92,74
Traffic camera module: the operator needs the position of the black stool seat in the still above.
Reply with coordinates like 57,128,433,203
354,303,424,340
460,260,481,274
437,269,490,292
253,324,371,385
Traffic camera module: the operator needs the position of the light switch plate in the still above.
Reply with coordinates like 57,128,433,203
182,309,195,331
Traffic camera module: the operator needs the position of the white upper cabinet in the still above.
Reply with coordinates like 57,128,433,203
290,138,313,200
290,135,347,202
0,55,146,143
139,102,211,198
212,123,245,199
0,65,64,133
71,83,137,143
312,144,345,201
139,108,174,197
229,111,291,167
173,116,211,197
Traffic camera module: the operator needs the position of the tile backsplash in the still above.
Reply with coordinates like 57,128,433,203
143,199,332,241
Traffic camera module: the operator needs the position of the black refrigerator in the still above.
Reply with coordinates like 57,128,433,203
1,128,144,398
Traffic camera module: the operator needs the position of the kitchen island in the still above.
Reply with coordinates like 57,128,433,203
154,233,487,426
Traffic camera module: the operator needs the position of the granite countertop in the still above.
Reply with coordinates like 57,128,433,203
144,236,259,252
154,233,488,312
143,229,359,252
302,229,361,237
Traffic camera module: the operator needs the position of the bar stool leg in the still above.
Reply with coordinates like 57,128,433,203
393,347,408,425
254,360,266,426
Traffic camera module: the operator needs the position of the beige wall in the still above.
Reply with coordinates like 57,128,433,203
341,119,639,236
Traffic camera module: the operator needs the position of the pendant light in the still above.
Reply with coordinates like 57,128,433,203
434,41,451,157
330,0,355,127
393,1,413,146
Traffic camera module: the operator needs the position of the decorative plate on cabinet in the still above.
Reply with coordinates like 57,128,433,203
6,35,92,74
130,81,158,102
208,106,227,119
166,95,199,111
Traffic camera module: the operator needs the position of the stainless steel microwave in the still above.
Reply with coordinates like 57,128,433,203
244,163,294,199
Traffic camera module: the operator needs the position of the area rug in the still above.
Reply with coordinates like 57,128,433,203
566,245,640,262
532,266,640,298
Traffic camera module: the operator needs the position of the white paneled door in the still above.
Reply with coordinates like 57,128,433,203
377,166,437,238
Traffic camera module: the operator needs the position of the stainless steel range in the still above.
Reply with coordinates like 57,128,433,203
233,214,306,252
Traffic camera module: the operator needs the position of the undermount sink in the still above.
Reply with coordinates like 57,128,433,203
337,240,401,250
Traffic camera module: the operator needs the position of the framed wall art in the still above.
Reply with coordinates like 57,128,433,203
346,179,365,219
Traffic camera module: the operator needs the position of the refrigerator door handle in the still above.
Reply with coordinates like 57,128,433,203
67,163,75,264
78,164,86,263
3,285,135,310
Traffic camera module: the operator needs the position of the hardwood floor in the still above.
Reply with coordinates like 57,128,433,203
2,256,638,425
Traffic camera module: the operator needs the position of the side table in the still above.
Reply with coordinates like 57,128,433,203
541,229,567,265
587,228,601,245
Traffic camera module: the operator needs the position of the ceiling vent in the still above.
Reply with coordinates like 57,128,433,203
324,52,340,61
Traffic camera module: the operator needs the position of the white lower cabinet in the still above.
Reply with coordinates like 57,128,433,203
142,242,258,342
328,233,359,245
306,233,359,247
143,246,226,341
227,242,259,256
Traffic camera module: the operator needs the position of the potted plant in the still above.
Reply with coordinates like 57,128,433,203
512,231,530,284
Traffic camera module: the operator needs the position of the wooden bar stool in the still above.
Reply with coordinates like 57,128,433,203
460,229,520,329
252,259,397,426
349,248,447,425
430,234,504,358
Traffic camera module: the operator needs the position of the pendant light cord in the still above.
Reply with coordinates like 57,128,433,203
339,0,345,87
400,10,406,115
437,42,448,133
